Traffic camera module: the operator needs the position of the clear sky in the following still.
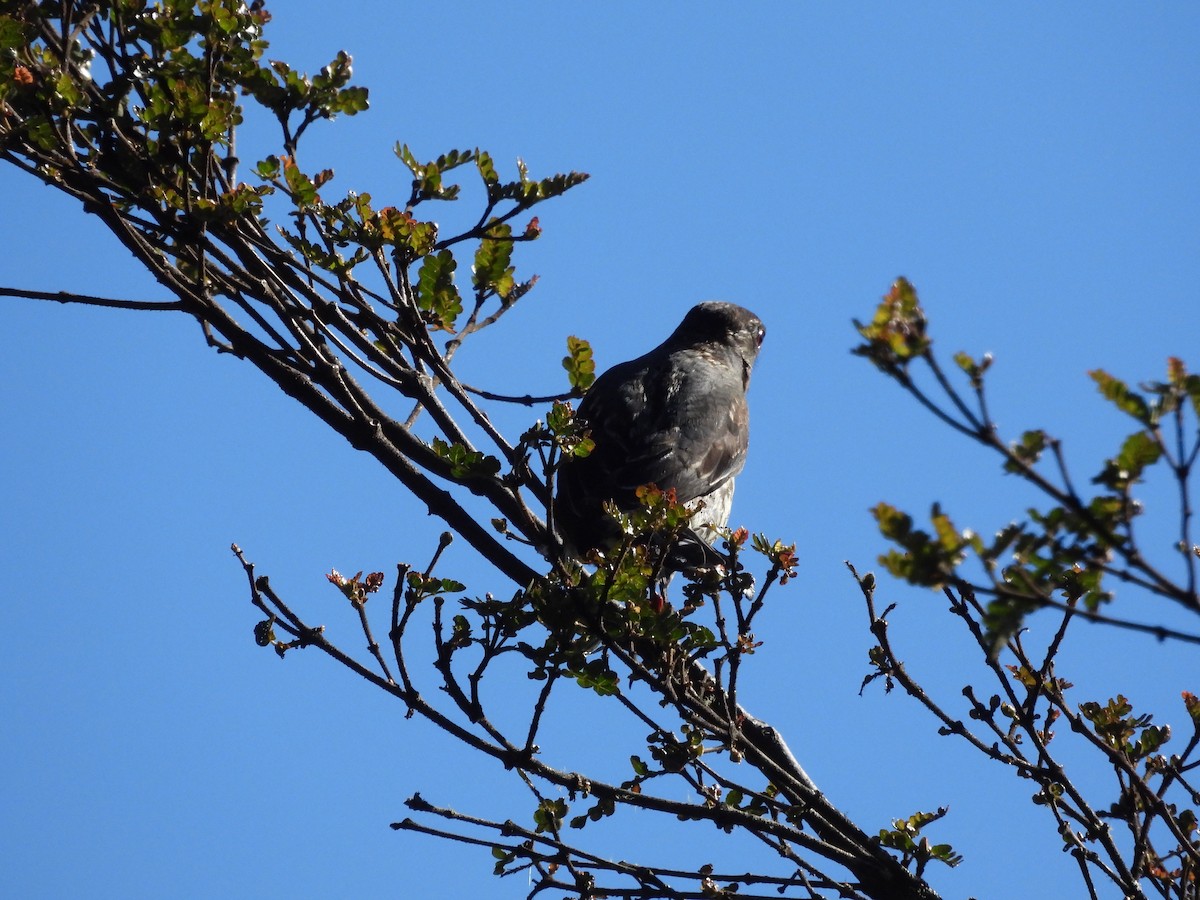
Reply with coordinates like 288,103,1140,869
2,4,1198,898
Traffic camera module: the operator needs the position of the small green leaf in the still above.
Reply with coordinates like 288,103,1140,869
395,142,421,176
872,503,913,541
1117,431,1162,474
416,249,463,330
1093,432,1159,490
567,657,620,696
953,350,992,389
332,85,369,114
431,436,501,479
1006,430,1047,472
375,207,438,257
547,400,595,459
852,278,930,369
55,70,81,106
563,335,596,391
434,148,475,171
0,15,27,50
472,222,516,299
1184,374,1200,419
477,150,499,186
931,508,962,553
532,798,567,834
281,157,317,206
1089,369,1152,425
872,503,966,587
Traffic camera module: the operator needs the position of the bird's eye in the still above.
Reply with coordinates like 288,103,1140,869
755,326,765,346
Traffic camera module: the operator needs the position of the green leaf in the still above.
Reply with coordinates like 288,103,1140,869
1080,694,1159,755
1089,369,1152,425
480,157,588,207
982,594,1042,647
431,436,501,480
931,508,962,553
1117,431,1162,475
1093,430,1161,491
547,400,595,458
434,148,475,171
532,798,567,834
953,350,992,389
0,15,27,52
281,157,317,206
254,156,279,178
567,657,620,696
278,226,362,274
375,206,438,257
477,150,499,186
334,85,368,114
395,143,422,176
532,170,590,200
546,400,574,435
472,223,516,299
563,335,596,391
300,51,369,117
55,70,81,106
1185,374,1200,419
852,278,930,369
872,502,913,542
1005,430,1047,473
416,249,463,330
393,146,471,201
876,809,962,869
872,503,968,587
929,844,964,867
1134,723,1169,758
404,571,466,601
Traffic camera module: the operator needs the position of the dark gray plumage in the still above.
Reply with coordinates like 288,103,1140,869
554,301,765,564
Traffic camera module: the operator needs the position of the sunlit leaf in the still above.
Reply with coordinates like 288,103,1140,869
416,249,463,330
563,335,595,391
1089,369,1152,426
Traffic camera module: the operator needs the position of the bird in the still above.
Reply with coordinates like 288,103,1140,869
554,301,765,570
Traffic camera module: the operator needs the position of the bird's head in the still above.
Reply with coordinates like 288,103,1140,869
671,301,766,366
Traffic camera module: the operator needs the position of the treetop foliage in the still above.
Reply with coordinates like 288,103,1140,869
3,4,1197,899
856,277,1200,649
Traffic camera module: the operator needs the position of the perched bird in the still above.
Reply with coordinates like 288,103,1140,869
554,301,765,568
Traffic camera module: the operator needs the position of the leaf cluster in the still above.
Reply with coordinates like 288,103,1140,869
855,280,1200,648
235,514,938,900
851,278,1200,900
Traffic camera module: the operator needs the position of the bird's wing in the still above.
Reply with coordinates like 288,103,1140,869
587,347,749,505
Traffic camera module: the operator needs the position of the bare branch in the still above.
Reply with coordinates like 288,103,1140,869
0,285,184,311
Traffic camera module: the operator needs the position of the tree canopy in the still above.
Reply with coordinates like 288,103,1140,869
2,4,1196,898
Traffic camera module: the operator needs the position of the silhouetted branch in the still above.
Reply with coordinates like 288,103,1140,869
0,285,184,311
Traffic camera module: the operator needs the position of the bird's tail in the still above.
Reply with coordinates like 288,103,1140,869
662,527,729,573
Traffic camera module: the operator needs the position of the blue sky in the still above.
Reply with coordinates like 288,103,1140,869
2,5,1198,898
